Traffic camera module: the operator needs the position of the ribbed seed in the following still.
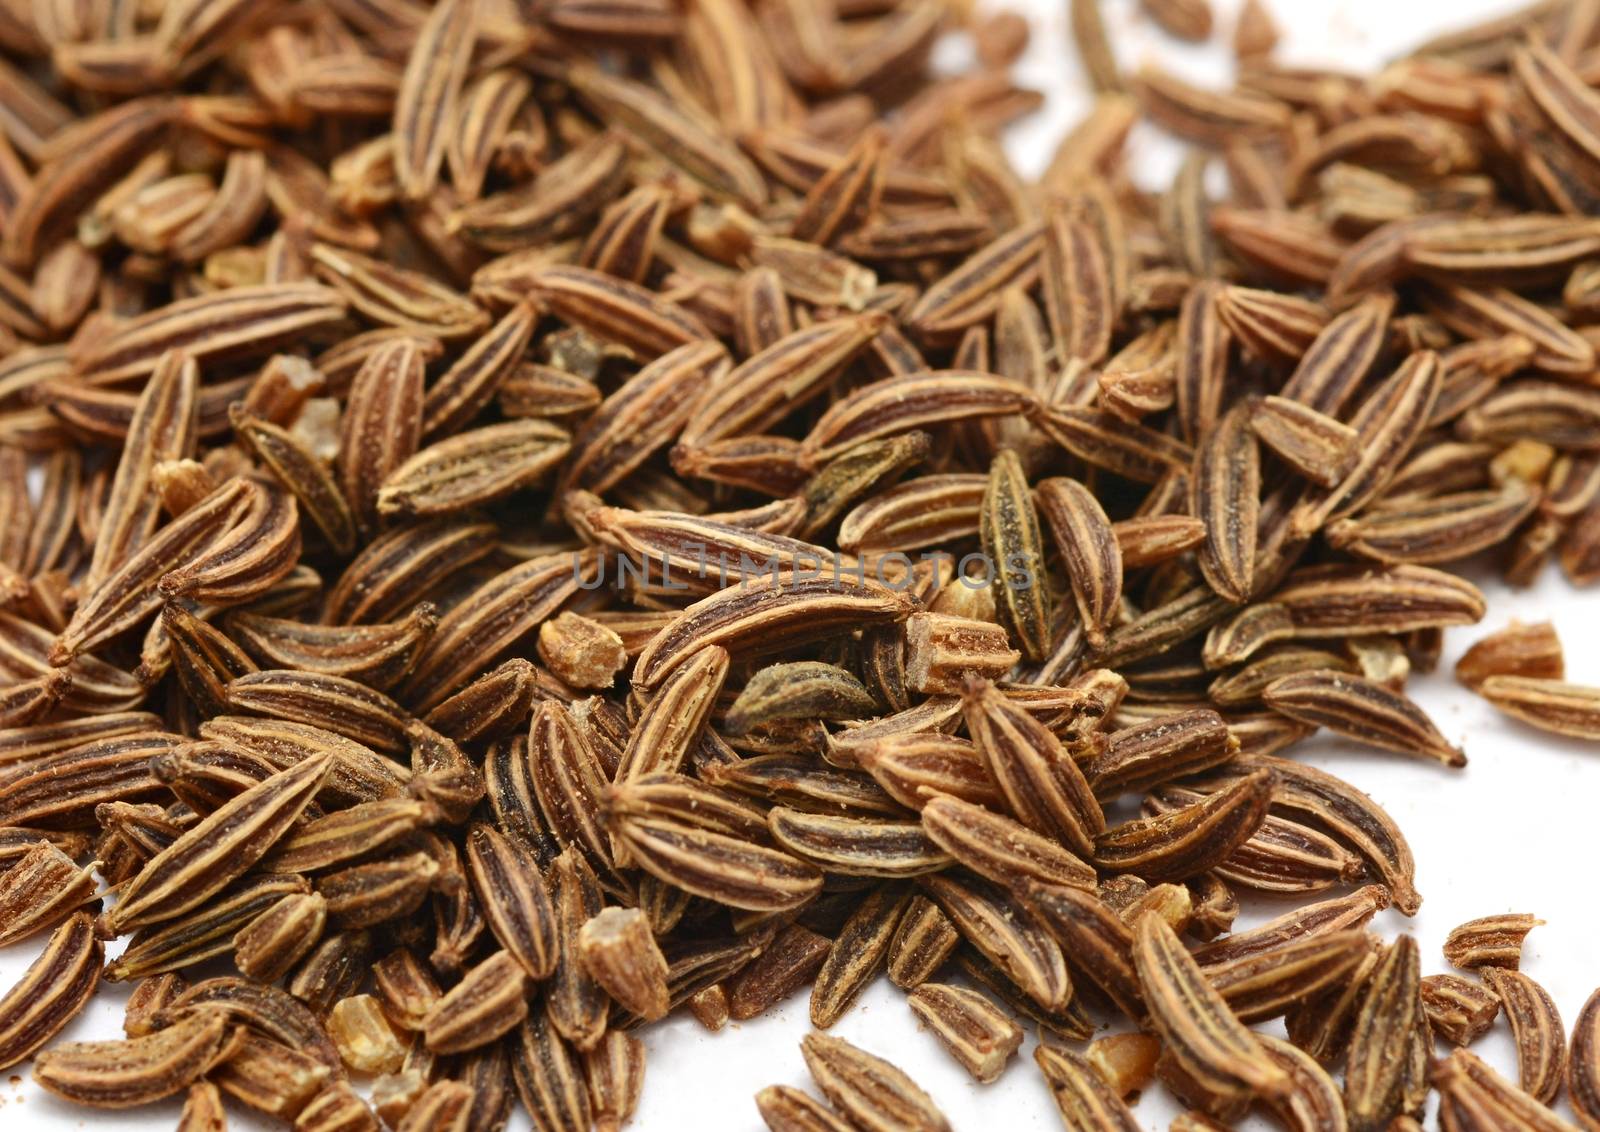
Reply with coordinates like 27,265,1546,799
906,983,1022,1084
467,823,557,981
1572,989,1600,1132
1132,912,1288,1105
1037,477,1122,647
107,751,329,933
1093,769,1273,882
962,677,1103,857
800,1033,952,1132
1421,973,1501,1046
1034,1045,1142,1131
1264,669,1465,766
0,912,102,1072
1344,935,1421,1132
920,872,1070,1011
810,884,911,1028
392,0,476,198
422,951,529,1054
1477,676,1600,739
33,1010,231,1108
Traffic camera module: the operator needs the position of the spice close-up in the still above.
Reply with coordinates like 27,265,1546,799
1,0,1600,1128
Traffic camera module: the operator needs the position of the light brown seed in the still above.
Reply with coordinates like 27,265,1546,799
906,983,1022,1084
1422,973,1501,1047
1132,911,1288,1106
108,752,330,933
1094,769,1273,881
887,895,960,991
920,872,1070,1012
578,906,669,1021
392,0,477,198
0,912,102,1072
1456,622,1565,691
632,571,913,690
1572,989,1600,1132
962,677,1104,857
1344,934,1421,1132
423,951,529,1054
585,1030,645,1132
1036,477,1122,647
1444,913,1545,973
327,996,405,1076
33,1010,231,1108
800,1033,952,1132
1433,1047,1575,1132
1477,676,1600,739
756,1084,855,1132
1034,1044,1142,1131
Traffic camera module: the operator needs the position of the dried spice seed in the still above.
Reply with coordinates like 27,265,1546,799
1444,913,1544,970
906,983,1022,1084
33,1011,231,1108
1344,934,1421,1132
0,913,102,1073
421,951,529,1055
1264,670,1465,766
800,1034,952,1132
1421,973,1501,1047
1483,967,1568,1104
578,906,670,1022
1,3,1599,1130
1573,989,1600,1132
1132,912,1288,1106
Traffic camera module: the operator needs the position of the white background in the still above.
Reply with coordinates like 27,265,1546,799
5,1,1598,1129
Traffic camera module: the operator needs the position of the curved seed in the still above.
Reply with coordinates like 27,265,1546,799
1483,968,1567,1104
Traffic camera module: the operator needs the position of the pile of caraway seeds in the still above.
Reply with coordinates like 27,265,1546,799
1,0,1600,1128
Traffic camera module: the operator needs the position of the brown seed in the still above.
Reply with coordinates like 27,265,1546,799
1034,1044,1142,1130
1264,670,1465,766
756,1084,855,1132
578,907,669,1021
632,571,914,690
422,951,529,1054
1572,988,1600,1132
903,612,1020,695
1482,967,1568,1104
1085,1032,1161,1098
34,1010,232,1108
0,912,103,1072
232,892,327,984
1433,1047,1574,1132
1344,934,1421,1132
887,895,960,991
107,751,331,933
800,1033,952,1132
1093,768,1273,882
811,884,912,1028
1444,913,1544,971
726,923,831,1021
1477,676,1600,739
962,677,1104,857
906,983,1022,1084
326,996,405,1076
1201,927,1374,1023
1132,912,1288,1106
1036,477,1123,647
1422,973,1501,1047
